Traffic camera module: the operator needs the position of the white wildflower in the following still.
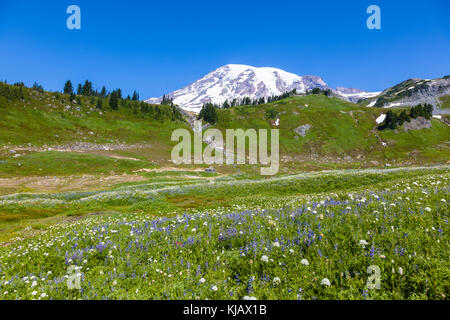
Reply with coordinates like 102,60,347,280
321,278,331,286
359,240,369,248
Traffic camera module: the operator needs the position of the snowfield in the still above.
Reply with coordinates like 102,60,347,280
146,64,328,112
376,114,386,124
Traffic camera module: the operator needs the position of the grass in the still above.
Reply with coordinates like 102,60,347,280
0,151,153,177
438,95,450,109
0,166,448,300
212,95,450,165
0,86,191,166
0,86,448,300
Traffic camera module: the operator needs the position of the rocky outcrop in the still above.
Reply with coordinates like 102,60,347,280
365,76,450,113
293,124,311,137
402,116,431,132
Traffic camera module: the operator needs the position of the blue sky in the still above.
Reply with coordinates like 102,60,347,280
0,0,449,98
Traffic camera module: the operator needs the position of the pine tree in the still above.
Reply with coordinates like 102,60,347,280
398,110,410,125
386,110,398,129
424,104,433,119
77,84,82,95
100,86,107,98
63,80,73,95
198,103,218,124
109,91,119,110
311,87,321,94
81,80,93,96
132,90,139,101
32,82,44,92
96,98,103,109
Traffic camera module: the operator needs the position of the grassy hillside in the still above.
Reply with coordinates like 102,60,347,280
1,83,449,182
438,95,450,109
0,82,193,174
212,95,450,167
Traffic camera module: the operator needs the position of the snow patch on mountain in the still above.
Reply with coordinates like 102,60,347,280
334,87,381,103
145,64,329,112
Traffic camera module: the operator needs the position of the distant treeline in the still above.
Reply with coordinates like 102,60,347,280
377,104,434,130
0,80,184,122
0,81,26,100
63,80,183,121
199,89,299,111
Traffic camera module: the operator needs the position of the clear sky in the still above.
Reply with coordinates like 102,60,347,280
0,0,449,99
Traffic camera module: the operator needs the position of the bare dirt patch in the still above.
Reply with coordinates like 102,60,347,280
133,167,206,173
0,173,145,195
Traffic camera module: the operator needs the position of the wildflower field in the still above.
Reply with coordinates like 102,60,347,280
0,166,448,300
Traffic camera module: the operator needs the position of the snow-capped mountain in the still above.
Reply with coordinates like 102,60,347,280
146,64,329,112
363,76,450,113
334,87,381,103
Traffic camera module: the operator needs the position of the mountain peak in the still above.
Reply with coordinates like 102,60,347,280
145,64,329,112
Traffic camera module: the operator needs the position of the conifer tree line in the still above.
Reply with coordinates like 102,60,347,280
0,81,26,101
377,104,434,130
307,87,332,96
61,79,183,122
197,103,218,124
0,79,183,122
197,89,300,124
199,89,299,111
63,80,139,102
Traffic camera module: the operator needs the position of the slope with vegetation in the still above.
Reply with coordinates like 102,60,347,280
0,81,190,175
198,93,449,169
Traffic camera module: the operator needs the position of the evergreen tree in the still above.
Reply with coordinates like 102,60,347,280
63,80,73,95
398,110,410,125
100,86,107,98
32,82,44,92
96,97,103,109
424,104,433,119
109,91,119,110
311,87,321,94
81,80,93,96
385,110,397,129
198,103,218,124
77,84,82,95
132,90,139,101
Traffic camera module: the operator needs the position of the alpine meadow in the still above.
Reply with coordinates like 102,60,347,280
0,0,449,304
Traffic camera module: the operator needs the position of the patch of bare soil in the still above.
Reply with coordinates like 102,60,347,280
133,167,206,173
0,174,145,195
